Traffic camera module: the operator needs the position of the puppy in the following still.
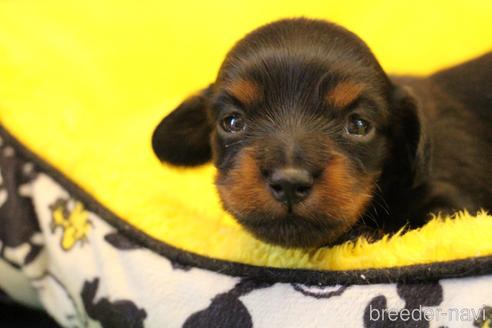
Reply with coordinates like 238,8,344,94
152,18,492,248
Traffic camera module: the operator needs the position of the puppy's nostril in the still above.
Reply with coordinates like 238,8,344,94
270,183,283,193
268,168,313,206
295,185,311,196
261,169,271,179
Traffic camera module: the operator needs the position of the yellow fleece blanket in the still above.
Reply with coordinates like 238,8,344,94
1,0,491,271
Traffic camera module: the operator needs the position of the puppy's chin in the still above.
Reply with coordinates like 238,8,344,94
233,211,351,248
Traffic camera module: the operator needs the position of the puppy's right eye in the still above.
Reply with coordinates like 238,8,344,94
220,113,246,133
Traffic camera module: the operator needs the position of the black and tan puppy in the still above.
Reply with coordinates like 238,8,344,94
152,18,492,248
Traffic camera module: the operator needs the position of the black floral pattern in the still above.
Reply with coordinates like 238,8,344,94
0,141,42,267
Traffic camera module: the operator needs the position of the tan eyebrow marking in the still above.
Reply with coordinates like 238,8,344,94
225,79,262,105
325,81,365,108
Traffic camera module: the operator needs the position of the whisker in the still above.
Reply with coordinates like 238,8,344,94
374,183,390,216
224,140,245,148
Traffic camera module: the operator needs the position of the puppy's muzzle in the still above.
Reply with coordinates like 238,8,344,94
267,167,314,208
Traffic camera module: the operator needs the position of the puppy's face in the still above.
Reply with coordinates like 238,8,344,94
153,19,423,248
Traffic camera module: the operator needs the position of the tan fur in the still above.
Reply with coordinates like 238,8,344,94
217,148,284,218
326,81,365,108
296,153,377,240
225,80,262,105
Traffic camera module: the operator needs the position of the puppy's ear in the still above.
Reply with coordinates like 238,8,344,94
152,86,214,166
391,85,431,187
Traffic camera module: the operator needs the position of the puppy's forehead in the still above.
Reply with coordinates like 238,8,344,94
218,49,388,116
217,19,392,107
222,68,371,111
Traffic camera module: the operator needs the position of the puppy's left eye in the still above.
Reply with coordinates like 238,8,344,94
220,113,246,133
346,114,372,137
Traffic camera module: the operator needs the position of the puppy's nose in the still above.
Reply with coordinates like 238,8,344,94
268,168,313,206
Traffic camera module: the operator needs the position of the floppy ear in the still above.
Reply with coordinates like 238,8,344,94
152,86,214,166
391,85,432,187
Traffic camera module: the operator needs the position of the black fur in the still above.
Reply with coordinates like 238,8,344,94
153,18,492,247
152,86,213,166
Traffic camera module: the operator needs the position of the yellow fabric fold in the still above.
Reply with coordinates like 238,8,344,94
1,0,491,270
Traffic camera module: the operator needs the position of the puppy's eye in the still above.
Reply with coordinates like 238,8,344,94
220,114,246,133
346,114,371,137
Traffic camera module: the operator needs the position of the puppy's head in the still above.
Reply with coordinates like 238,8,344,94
153,19,426,248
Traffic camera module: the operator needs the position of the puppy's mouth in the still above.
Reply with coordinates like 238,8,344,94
235,210,346,248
